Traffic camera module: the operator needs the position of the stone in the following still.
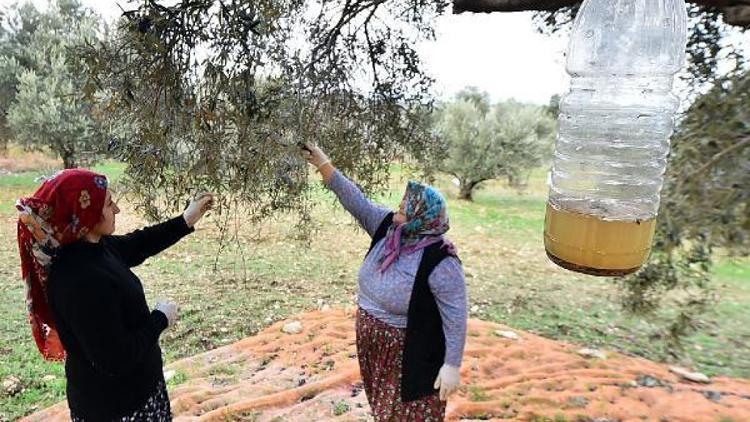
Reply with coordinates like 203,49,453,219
567,396,589,408
669,366,711,384
2,375,22,396
578,348,607,360
494,330,521,340
282,321,304,334
164,370,177,383
703,390,722,402
637,374,663,388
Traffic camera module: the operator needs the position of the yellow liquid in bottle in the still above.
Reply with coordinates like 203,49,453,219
543,203,656,276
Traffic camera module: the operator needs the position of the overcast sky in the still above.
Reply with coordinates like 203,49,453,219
2,1,748,106
419,12,570,105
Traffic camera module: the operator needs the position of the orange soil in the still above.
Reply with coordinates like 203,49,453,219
22,309,750,421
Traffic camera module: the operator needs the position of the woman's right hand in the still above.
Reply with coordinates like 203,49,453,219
302,143,330,169
155,300,178,328
183,192,214,228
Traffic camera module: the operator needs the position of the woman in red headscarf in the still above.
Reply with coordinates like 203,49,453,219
17,169,213,421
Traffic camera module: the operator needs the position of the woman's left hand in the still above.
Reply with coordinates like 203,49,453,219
433,364,461,401
183,192,214,228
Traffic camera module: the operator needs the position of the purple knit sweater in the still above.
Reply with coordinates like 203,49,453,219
327,170,467,366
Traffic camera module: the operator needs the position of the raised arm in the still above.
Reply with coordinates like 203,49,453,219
327,170,392,236
303,144,390,237
104,193,213,267
104,216,194,267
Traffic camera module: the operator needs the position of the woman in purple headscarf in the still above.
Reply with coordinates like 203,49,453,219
303,143,468,422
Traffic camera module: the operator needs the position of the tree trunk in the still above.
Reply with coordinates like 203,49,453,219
56,142,78,169
453,0,578,13
0,121,8,157
452,0,750,28
458,181,475,201
507,173,519,189
508,173,529,190
62,151,77,169
725,5,750,26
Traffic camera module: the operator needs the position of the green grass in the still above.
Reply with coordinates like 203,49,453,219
166,370,187,388
332,399,351,416
467,385,492,402
0,158,748,420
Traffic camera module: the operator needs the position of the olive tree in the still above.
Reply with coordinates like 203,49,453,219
438,89,555,200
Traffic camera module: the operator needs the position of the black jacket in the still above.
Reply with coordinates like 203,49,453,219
48,216,193,420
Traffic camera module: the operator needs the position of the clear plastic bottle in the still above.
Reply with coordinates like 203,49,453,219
544,0,688,276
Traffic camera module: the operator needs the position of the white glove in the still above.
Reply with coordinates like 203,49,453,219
433,364,461,401
302,142,330,169
155,300,178,328
183,192,214,227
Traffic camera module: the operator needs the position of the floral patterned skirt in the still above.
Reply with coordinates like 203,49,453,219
356,308,446,422
70,380,172,421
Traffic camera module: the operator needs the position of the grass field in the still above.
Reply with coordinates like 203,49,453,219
1,157,748,421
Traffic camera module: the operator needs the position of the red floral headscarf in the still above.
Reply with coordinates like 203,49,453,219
16,169,109,361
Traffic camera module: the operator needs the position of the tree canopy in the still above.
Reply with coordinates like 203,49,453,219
78,0,448,221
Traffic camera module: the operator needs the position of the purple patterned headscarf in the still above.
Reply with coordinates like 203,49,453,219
379,181,457,272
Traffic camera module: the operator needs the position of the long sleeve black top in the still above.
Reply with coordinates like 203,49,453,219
48,216,193,420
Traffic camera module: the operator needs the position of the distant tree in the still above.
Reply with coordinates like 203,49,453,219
2,0,105,168
455,86,491,115
0,10,5,155
0,56,20,156
546,93,560,117
437,89,555,200
1,1,46,156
